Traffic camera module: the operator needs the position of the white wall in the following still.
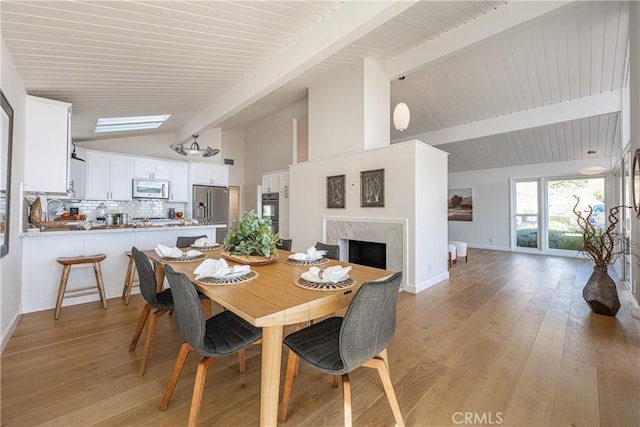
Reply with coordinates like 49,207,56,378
448,158,612,251
243,100,305,211
1,39,27,351
308,59,391,159
289,140,448,293
222,128,246,213
308,60,364,159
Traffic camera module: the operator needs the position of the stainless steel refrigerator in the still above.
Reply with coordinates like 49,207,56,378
192,185,229,242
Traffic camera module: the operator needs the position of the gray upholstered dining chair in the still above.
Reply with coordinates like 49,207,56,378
128,247,211,376
276,239,292,251
159,265,262,426
278,271,404,427
315,242,339,260
176,235,208,248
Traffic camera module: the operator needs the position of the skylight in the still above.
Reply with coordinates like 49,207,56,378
95,114,170,133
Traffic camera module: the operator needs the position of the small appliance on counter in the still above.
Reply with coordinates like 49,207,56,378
168,208,176,219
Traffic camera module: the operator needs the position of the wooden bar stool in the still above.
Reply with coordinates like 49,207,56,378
55,254,108,320
122,251,139,305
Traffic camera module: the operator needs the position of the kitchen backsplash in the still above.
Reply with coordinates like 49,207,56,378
24,193,187,226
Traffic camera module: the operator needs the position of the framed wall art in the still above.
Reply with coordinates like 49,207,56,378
361,169,384,207
1,90,14,258
448,188,473,221
327,174,345,209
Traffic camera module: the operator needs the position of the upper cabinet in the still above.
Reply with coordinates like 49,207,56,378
169,161,189,202
133,158,170,180
191,163,229,187
85,151,133,200
24,96,71,193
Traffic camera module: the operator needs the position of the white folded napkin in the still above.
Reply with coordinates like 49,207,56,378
304,265,351,283
185,249,203,257
193,237,215,247
193,258,250,280
155,244,183,258
292,246,326,261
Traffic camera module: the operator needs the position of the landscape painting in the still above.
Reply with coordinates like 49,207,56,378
448,188,473,221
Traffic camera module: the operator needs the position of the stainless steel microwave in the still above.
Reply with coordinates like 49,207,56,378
132,179,170,199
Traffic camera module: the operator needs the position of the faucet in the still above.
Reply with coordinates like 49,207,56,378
46,199,66,221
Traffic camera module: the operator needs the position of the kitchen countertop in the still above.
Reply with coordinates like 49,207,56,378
20,223,227,237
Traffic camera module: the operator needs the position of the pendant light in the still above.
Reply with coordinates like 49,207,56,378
393,77,410,132
579,150,607,175
170,133,220,157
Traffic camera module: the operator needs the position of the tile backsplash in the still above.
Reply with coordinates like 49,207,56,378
24,193,187,226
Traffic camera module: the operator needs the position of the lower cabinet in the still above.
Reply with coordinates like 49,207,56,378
21,226,222,313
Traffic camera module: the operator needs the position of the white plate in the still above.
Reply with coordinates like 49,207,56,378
288,254,324,262
213,269,251,280
300,271,348,284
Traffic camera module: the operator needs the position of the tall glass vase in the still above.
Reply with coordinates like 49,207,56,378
583,266,620,316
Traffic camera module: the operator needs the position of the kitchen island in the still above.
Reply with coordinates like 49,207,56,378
20,224,227,313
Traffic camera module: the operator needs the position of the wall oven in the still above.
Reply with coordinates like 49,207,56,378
132,179,170,199
261,192,279,234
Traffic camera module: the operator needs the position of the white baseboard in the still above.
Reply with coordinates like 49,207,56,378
405,271,449,294
1,311,21,354
468,243,511,251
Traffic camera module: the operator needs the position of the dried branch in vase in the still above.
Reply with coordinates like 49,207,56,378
572,196,626,268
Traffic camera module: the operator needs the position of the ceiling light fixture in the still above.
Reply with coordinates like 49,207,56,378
393,76,410,132
170,133,220,158
579,150,607,175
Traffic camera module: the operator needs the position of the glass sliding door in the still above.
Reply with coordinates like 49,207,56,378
514,180,539,249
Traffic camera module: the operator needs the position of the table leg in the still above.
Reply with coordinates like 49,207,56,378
261,325,284,427
153,261,165,293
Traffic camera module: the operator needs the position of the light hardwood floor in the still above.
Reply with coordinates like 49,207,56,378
2,249,639,426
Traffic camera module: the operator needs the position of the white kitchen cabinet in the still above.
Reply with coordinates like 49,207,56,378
262,174,279,194
68,148,86,199
24,96,72,193
278,172,290,239
191,163,229,187
85,151,133,200
133,158,170,180
169,161,189,202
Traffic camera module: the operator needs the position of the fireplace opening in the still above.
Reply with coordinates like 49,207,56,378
348,240,386,269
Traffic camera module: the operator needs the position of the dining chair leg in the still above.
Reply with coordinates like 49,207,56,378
293,323,303,377
278,349,298,422
341,373,352,427
378,348,390,372
332,375,340,388
188,356,215,427
238,348,246,374
138,308,168,377
201,298,212,318
129,303,151,351
364,356,405,427
160,343,193,411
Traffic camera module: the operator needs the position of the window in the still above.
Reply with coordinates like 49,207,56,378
511,177,605,253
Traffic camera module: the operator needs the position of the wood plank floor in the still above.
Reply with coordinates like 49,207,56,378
2,249,639,426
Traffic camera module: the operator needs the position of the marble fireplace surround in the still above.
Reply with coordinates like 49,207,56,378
322,216,408,289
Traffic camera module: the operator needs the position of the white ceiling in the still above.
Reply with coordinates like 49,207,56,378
1,1,630,172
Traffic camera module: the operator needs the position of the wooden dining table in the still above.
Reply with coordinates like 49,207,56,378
144,248,394,426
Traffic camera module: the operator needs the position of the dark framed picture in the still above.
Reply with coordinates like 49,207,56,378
361,169,384,207
327,174,345,209
448,188,473,221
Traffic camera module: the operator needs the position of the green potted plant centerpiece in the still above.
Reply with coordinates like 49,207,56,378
572,196,625,316
222,210,280,265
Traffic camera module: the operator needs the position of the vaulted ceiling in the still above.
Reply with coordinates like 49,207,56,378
1,1,630,172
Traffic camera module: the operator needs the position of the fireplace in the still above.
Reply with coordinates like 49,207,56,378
348,240,386,269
